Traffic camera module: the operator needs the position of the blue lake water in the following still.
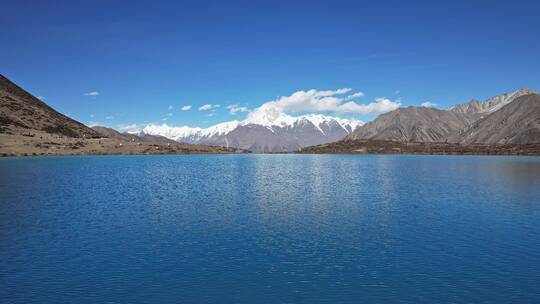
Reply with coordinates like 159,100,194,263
1,154,540,303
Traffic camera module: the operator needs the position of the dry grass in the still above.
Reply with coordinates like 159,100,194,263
0,128,246,157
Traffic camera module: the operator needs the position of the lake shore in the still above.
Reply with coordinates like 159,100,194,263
3,136,540,157
298,140,540,156
0,132,247,157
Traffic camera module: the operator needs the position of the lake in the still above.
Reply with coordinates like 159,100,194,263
1,155,540,303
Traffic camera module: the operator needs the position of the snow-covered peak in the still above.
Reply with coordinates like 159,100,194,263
142,124,203,141
202,120,241,136
288,114,363,134
240,99,364,132
141,113,363,142
243,109,363,130
142,120,240,141
300,114,363,130
242,103,297,127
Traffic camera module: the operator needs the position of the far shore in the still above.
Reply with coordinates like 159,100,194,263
3,141,540,157
0,131,247,157
2,130,539,157
298,140,540,156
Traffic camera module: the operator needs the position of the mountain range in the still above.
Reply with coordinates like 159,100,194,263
1,73,539,156
141,114,363,152
140,87,539,151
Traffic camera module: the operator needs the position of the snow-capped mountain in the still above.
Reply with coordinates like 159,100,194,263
141,120,241,143
142,114,363,152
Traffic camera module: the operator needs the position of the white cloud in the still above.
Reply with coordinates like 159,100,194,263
420,101,437,108
37,96,45,100
247,88,400,122
105,116,114,120
181,105,192,111
207,113,215,117
166,113,173,117
345,92,365,100
337,98,400,114
227,104,249,115
84,91,99,96
199,104,220,111
168,105,173,110
90,114,95,118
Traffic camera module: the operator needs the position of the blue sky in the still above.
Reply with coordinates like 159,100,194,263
2,0,540,129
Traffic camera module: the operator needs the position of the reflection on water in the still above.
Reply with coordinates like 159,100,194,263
1,155,540,303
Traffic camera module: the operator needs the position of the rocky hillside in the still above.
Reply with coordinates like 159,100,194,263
449,88,535,121
346,107,469,143
454,94,540,144
345,88,539,144
0,74,100,138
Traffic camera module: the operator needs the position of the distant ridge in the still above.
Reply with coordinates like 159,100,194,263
142,114,363,152
91,126,178,144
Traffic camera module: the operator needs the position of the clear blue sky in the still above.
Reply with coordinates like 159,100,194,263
2,0,539,128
